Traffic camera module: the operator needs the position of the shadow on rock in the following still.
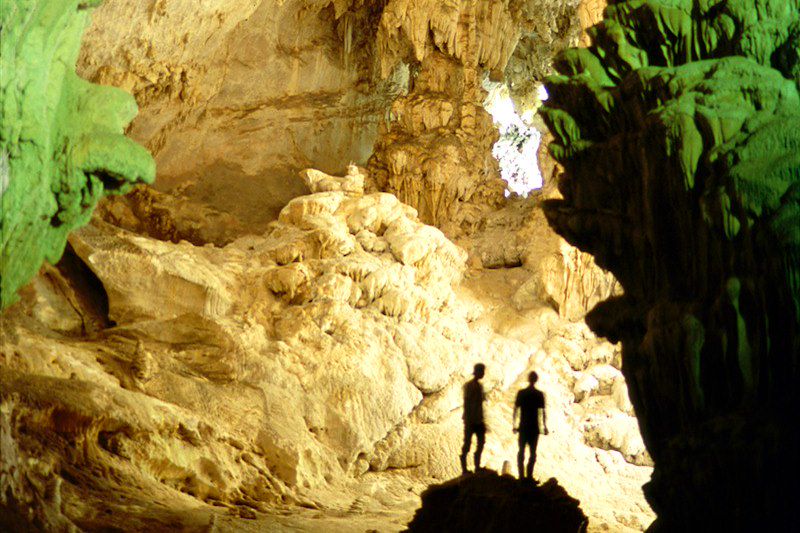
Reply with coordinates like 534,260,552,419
406,470,588,533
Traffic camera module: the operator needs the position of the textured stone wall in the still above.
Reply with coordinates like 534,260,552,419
1,169,655,530
541,0,800,530
577,0,606,46
77,1,587,236
78,0,406,232
0,0,155,309
369,0,586,234
368,50,506,233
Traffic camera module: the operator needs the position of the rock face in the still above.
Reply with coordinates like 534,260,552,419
77,1,588,236
368,1,535,232
504,0,583,112
1,167,654,531
0,179,486,527
541,1,800,530
406,471,588,533
576,0,605,46
368,49,506,233
3,1,660,530
0,0,154,309
78,0,407,231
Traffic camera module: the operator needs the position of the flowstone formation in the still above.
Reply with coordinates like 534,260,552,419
368,0,581,233
368,49,506,232
78,0,586,236
77,0,406,231
367,0,531,232
541,0,800,529
0,0,155,309
1,166,655,531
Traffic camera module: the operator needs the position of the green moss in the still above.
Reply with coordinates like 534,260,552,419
0,1,154,308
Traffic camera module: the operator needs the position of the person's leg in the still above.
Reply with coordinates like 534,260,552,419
526,432,540,479
517,433,526,479
460,425,472,473
474,425,485,470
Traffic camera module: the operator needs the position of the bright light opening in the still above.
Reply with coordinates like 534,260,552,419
483,82,543,197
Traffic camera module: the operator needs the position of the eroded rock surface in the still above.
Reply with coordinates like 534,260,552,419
0,0,154,309
1,170,653,531
78,0,406,231
4,1,659,531
542,0,800,529
77,1,588,236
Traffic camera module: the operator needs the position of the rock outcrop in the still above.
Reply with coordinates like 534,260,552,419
368,0,538,232
0,0,154,309
541,1,800,530
78,0,407,232
1,167,654,530
77,1,587,236
368,49,506,233
406,471,588,533
3,1,660,531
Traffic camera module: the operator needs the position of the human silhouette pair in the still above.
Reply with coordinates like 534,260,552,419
460,364,549,481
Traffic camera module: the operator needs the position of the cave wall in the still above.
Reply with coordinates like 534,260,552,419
79,1,591,236
366,1,526,232
368,0,589,234
541,0,800,530
2,1,659,530
576,0,605,46
0,0,155,309
78,0,406,232
1,168,656,531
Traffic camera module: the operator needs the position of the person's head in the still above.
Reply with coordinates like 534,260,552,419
528,371,539,385
473,363,486,380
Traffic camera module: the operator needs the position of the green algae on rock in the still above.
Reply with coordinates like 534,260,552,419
540,0,799,530
0,0,155,309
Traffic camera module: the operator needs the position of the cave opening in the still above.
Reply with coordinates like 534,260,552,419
483,79,545,197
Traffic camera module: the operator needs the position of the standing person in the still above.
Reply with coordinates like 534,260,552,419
513,371,549,480
461,363,487,474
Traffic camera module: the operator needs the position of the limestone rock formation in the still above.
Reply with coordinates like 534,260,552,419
406,471,589,533
300,164,367,194
96,185,243,247
462,196,619,321
77,1,586,236
3,1,661,530
1,168,654,530
368,50,507,232
368,1,548,232
577,0,606,46
0,0,154,309
504,0,583,113
77,0,407,232
541,1,800,529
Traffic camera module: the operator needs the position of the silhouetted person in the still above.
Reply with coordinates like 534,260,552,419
513,371,549,480
461,363,486,473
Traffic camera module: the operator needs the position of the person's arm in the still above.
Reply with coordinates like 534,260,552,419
512,393,520,433
539,396,549,435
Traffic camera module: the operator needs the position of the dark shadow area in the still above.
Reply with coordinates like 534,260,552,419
406,470,588,533
54,243,113,333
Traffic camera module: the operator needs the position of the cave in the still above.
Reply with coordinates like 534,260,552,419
1,1,797,532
